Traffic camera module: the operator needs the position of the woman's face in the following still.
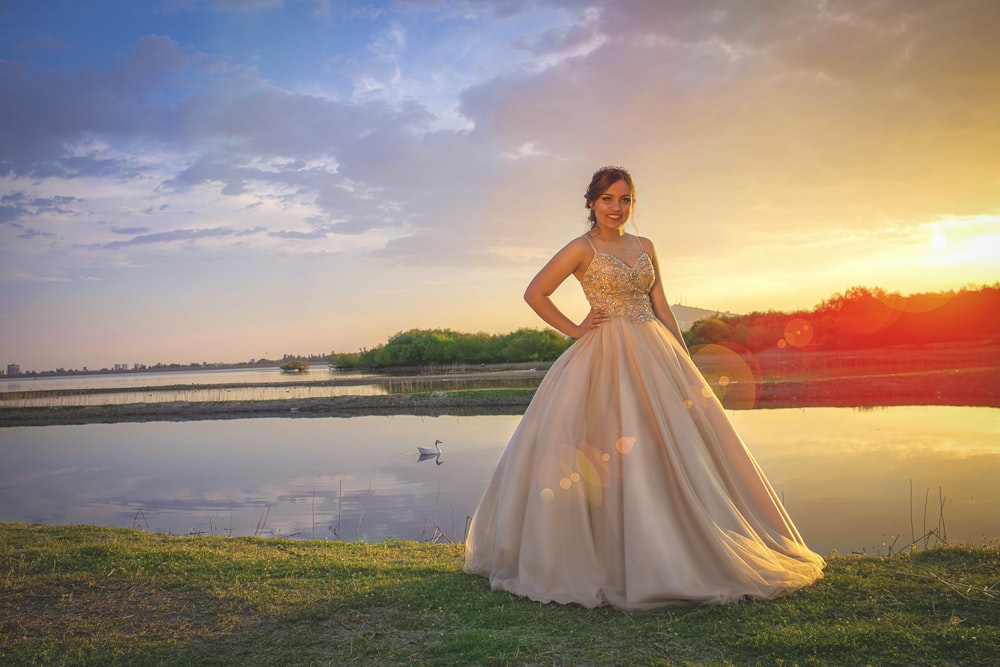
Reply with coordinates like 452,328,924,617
590,179,633,232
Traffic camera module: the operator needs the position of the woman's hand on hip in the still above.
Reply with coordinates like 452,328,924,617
576,307,609,337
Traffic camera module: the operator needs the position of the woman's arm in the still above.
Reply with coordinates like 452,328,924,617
641,237,691,355
524,237,609,339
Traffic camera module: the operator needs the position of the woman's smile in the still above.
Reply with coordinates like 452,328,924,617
591,179,632,232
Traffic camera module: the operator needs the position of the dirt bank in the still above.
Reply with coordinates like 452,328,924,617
0,393,531,427
2,365,996,427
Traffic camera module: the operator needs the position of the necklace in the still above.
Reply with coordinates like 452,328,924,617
591,232,638,263
590,230,628,244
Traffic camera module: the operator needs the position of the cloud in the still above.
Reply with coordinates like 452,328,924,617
2,0,999,369
101,225,267,248
11,272,72,283
509,7,605,68
0,192,82,224
460,0,1000,220
110,226,153,235
0,2,606,276
0,35,188,176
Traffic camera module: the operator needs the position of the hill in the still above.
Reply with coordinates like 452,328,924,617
670,303,739,331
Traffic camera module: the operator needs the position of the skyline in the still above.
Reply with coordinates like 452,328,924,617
2,1,999,370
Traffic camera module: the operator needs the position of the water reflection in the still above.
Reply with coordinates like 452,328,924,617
0,367,545,408
0,406,996,555
0,366,358,392
730,406,1000,554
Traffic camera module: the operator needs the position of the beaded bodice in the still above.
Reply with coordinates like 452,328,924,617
580,251,657,323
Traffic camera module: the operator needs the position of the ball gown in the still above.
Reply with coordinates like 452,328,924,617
463,241,826,609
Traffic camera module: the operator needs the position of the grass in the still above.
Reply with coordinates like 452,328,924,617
1,524,997,666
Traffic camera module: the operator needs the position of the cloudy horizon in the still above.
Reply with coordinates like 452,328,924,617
2,0,998,371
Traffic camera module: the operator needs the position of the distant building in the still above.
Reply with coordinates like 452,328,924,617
6,364,19,376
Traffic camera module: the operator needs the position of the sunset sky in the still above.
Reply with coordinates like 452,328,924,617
2,0,998,371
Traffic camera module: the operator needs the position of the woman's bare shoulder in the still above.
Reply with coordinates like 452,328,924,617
635,235,658,254
545,235,595,278
554,235,595,258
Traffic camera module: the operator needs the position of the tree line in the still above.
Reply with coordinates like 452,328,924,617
328,327,572,369
328,284,999,369
686,284,1000,352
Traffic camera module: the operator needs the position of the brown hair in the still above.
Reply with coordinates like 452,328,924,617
584,165,635,226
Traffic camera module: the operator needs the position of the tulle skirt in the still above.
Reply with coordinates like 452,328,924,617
463,317,825,609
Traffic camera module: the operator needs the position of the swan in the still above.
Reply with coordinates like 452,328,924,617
417,439,443,456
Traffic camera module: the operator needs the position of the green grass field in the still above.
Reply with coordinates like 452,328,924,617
1,523,997,665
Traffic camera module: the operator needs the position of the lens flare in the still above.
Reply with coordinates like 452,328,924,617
537,451,565,494
783,317,814,348
573,442,610,505
691,343,760,409
832,289,903,335
615,436,636,454
896,290,956,314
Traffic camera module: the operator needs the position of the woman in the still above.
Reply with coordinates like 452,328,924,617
463,166,825,609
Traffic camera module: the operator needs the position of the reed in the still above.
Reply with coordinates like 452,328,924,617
869,481,951,557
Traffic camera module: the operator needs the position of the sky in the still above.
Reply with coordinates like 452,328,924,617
2,0,998,371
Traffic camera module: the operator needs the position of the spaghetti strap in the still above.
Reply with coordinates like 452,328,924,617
583,234,646,259
633,235,647,256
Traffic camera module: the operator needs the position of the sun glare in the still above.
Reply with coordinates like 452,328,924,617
929,232,948,251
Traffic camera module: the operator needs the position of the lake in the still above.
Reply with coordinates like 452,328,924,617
1,406,997,556
0,366,545,407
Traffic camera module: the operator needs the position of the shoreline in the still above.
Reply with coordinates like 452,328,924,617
2,366,996,427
